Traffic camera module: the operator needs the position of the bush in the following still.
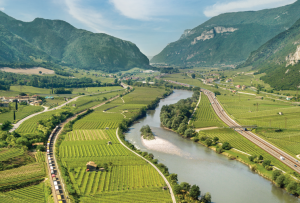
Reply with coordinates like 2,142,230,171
265,166,273,171
222,142,231,150
250,164,257,172
262,160,271,167
205,139,212,147
216,146,223,154
272,170,282,181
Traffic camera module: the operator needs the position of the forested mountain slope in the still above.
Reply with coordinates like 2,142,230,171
0,11,149,72
241,18,300,90
151,0,300,67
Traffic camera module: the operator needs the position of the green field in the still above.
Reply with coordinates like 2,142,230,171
0,104,44,123
190,93,224,128
59,87,172,202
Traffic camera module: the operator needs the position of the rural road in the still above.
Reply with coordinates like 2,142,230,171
202,89,300,174
10,89,123,132
115,128,176,203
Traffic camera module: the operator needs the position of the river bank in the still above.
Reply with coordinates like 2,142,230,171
125,90,300,203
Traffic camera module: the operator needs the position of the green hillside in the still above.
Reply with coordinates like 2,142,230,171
0,11,149,72
151,0,300,67
240,18,300,90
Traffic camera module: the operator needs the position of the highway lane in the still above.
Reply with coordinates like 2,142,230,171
202,89,300,174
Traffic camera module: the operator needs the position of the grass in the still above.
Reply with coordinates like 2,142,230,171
59,86,172,202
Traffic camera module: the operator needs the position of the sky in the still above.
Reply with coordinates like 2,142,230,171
0,0,297,57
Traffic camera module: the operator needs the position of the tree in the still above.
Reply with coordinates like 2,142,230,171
272,170,282,181
36,145,45,151
189,185,201,200
178,123,187,135
39,71,42,74
16,137,29,146
103,163,109,171
262,160,271,167
174,184,182,195
180,182,191,193
276,174,285,188
216,146,223,154
191,73,195,79
205,139,212,147
13,111,16,120
222,142,231,150
184,128,195,138
1,121,13,131
214,91,221,95
202,192,212,203
114,78,118,84
286,181,298,195
258,155,263,160
169,173,178,183
213,137,219,143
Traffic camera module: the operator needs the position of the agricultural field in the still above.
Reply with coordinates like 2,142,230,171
0,148,24,162
59,86,172,202
0,163,45,190
0,182,47,203
16,109,66,134
10,86,52,95
72,86,123,94
190,93,224,128
0,104,44,123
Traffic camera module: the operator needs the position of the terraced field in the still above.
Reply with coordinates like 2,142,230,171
0,105,43,123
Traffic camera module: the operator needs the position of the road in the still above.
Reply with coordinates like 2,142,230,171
10,89,123,132
46,95,121,203
115,128,176,203
202,89,300,174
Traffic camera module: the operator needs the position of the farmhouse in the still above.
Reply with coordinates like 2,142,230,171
286,96,293,101
0,102,9,107
242,85,246,90
235,85,241,89
86,161,97,171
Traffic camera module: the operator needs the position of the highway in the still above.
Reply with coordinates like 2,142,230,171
202,89,300,174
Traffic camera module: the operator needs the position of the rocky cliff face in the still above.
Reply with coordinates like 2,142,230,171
151,0,300,67
191,26,238,45
286,45,300,66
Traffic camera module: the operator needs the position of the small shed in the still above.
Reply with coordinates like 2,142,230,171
107,141,112,145
162,186,168,190
279,112,283,115
99,168,105,172
86,161,97,171
105,127,109,130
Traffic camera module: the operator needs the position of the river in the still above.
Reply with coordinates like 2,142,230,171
125,90,300,203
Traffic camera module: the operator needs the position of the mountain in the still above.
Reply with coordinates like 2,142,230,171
0,11,149,72
241,18,300,90
151,0,300,67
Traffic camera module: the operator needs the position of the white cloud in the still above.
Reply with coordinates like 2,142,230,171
204,0,297,17
63,0,131,33
109,0,173,21
0,7,4,11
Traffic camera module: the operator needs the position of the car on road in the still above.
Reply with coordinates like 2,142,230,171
280,156,285,160
295,165,298,167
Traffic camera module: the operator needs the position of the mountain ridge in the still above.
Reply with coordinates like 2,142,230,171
0,11,149,72
151,0,300,67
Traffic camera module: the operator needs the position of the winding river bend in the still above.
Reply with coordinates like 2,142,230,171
125,90,300,203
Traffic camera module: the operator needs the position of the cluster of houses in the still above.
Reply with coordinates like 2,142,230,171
235,85,247,90
0,95,42,107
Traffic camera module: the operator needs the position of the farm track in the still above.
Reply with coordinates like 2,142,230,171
202,89,300,174
10,89,122,133
115,128,176,203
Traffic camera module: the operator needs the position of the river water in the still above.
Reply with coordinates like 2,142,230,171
125,90,300,203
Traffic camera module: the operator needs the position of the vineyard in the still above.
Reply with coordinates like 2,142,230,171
58,87,172,202
69,164,166,195
191,94,223,128
80,188,172,203
0,163,45,190
0,105,44,123
201,128,291,172
0,148,24,162
35,152,45,163
0,183,46,203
